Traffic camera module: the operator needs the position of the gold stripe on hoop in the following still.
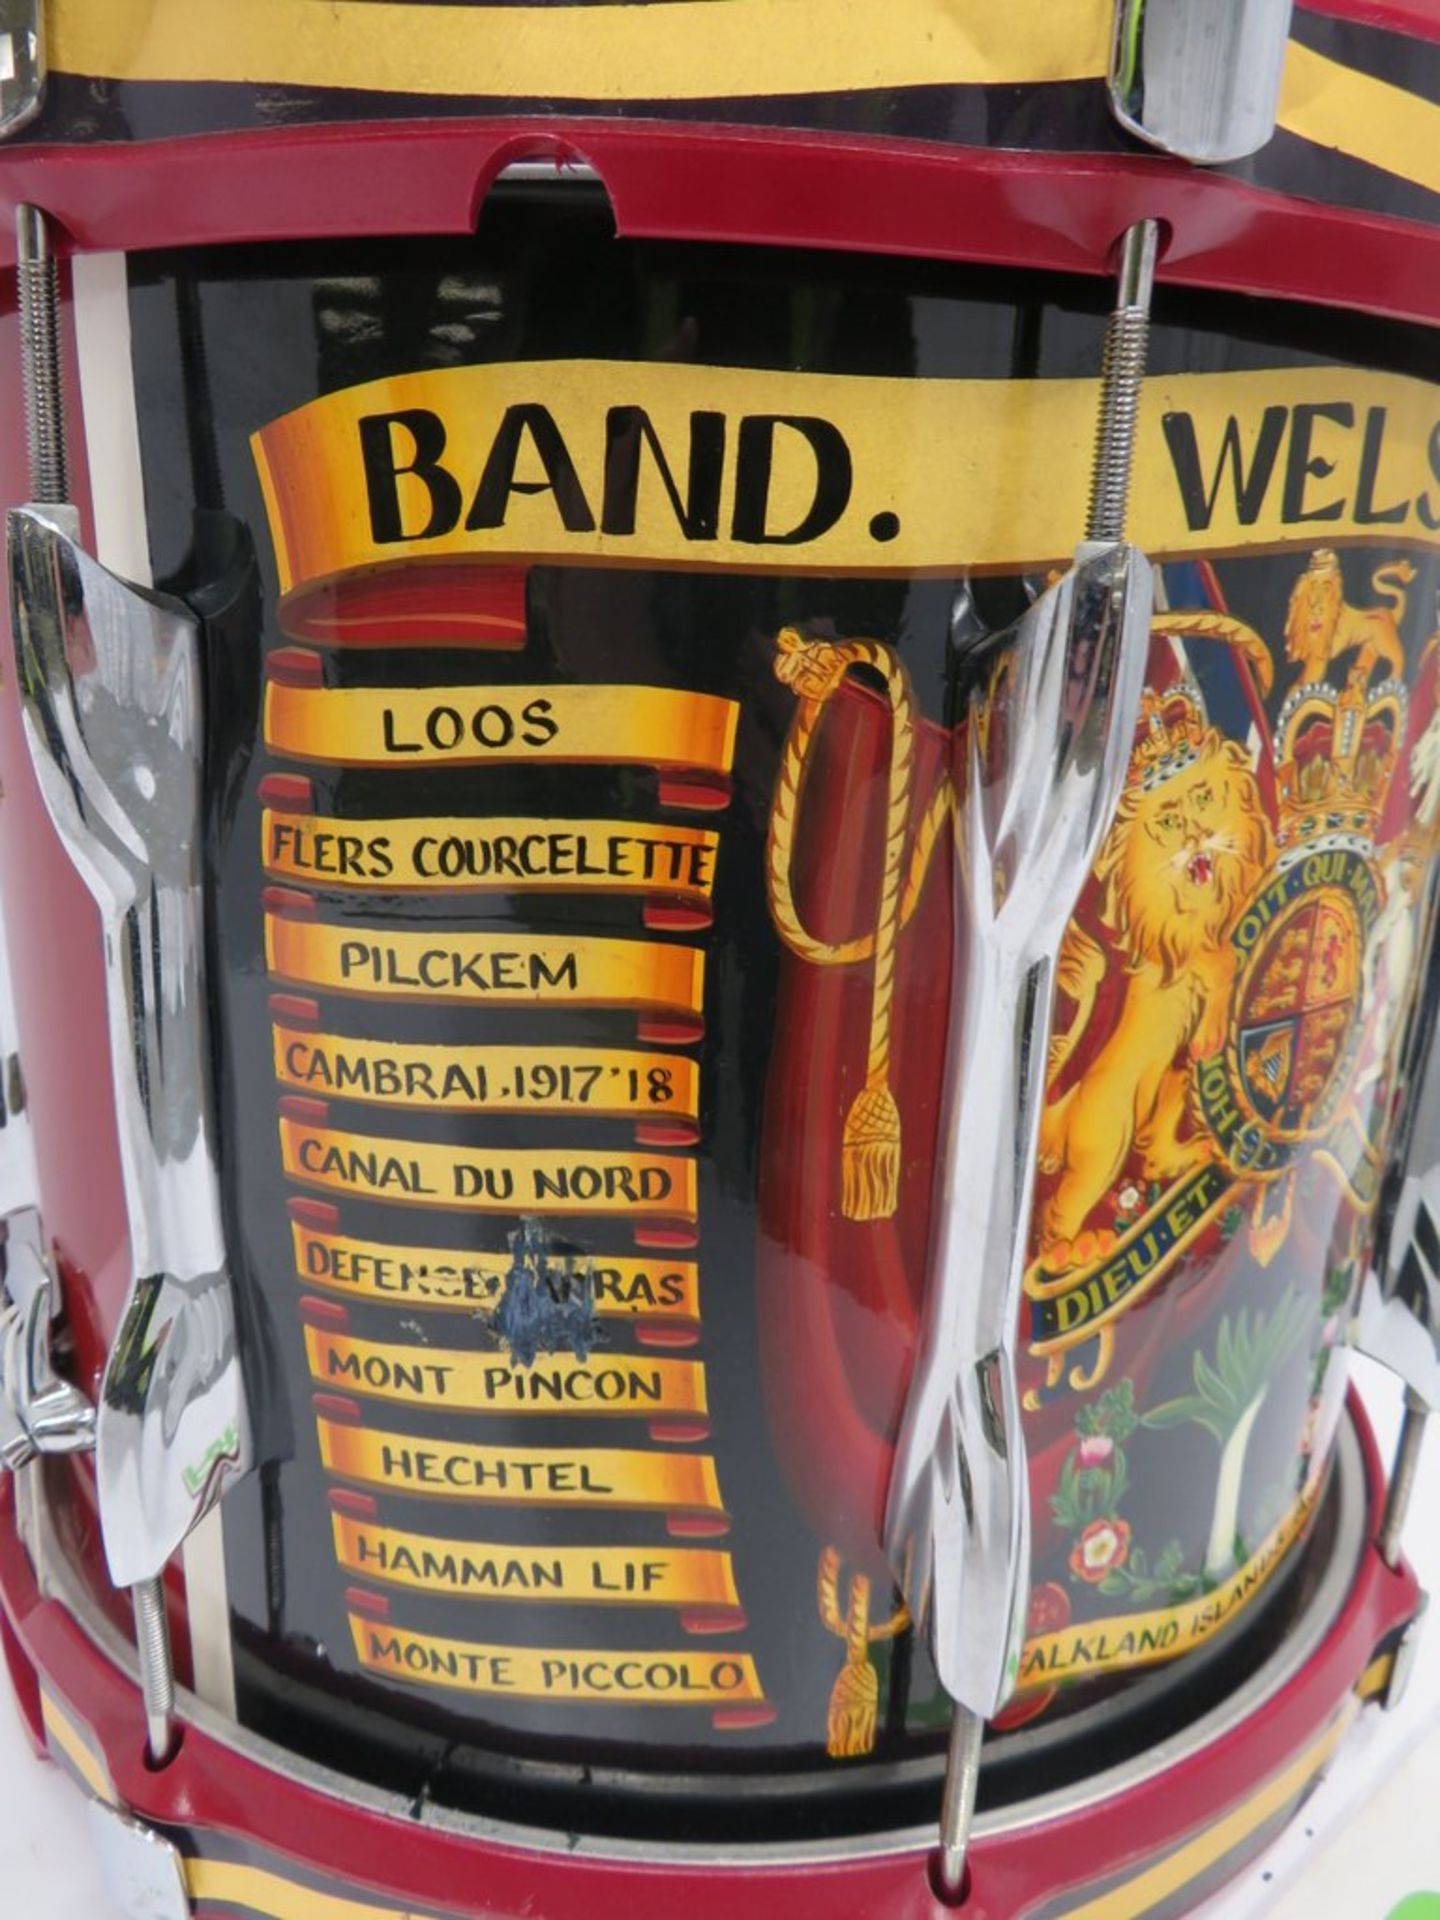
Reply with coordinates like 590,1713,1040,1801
1056,1709,1355,1919
40,1689,116,1805
52,0,1110,101
186,1860,419,1920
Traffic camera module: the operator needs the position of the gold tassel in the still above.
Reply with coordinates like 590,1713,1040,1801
826,1652,879,1759
766,629,923,1231
842,1073,902,1221
817,1547,910,1761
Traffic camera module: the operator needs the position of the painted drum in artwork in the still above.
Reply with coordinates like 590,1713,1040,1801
95,196,1440,1823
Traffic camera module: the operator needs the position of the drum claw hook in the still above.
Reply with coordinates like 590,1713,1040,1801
7,203,255,1766
882,217,1162,1899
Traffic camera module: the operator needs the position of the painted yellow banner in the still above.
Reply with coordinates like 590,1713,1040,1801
333,1515,738,1608
263,810,720,899
351,1616,764,1704
307,1326,708,1416
55,1,1109,101
1026,1162,1236,1355
295,1222,700,1319
264,681,739,774
266,913,705,1014
253,360,1440,592
317,1418,725,1512
275,1028,700,1119
280,1119,696,1217
1017,1488,1317,1690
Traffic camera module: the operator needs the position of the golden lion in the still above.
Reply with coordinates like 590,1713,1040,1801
1035,729,1272,1268
1285,550,1413,688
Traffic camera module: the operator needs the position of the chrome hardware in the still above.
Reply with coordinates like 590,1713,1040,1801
8,507,253,1583
1086,221,1160,543
493,158,602,185
1356,968,1440,1415
1109,0,1295,165
16,204,66,503
1358,1192,1440,1412
1364,1199,1436,1572
886,222,1159,1897
0,1205,94,1469
1379,1389,1429,1571
896,544,1155,1897
0,3,46,144
0,908,52,1573
1352,857,1440,1566
132,1574,179,1767
88,1801,191,1920
886,544,1155,1706
0,892,39,1230
937,1709,984,1900
0,1052,34,1226
9,204,252,1764
1383,1596,1427,1713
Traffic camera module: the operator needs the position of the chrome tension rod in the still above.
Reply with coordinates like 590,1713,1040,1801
884,218,1160,1902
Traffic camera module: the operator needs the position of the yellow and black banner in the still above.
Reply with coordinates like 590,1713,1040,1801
47,2,1440,211
306,1326,708,1415
266,912,705,1015
294,1221,700,1318
253,361,1440,590
275,1027,700,1120
264,680,739,774
333,1514,739,1607
59,2,1111,101
40,1690,116,1808
351,1615,765,1703
316,1416,726,1511
280,1118,697,1217
263,809,720,899
1017,1487,1318,1689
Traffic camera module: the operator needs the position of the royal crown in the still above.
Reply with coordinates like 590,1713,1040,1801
1272,669,1406,862
1126,681,1209,793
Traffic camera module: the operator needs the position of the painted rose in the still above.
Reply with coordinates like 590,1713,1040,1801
1077,1434,1115,1468
1114,1183,1143,1223
1069,1518,1132,1584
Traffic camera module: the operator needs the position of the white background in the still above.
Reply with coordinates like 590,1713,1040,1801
0,1362,1437,1913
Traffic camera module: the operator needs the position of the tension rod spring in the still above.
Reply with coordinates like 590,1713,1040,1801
1085,219,1160,544
15,204,67,507
133,1576,177,1765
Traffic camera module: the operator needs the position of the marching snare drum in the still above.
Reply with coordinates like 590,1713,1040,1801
0,6,1438,1919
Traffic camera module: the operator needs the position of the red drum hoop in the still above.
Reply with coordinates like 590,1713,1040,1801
0,1399,1420,1918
